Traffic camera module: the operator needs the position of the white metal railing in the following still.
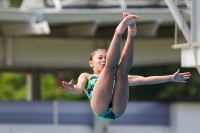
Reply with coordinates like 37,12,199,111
0,0,10,8
1,101,200,133
0,101,170,133
51,0,166,10
0,101,169,125
20,0,167,11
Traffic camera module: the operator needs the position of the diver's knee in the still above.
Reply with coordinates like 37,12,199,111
91,100,108,115
116,67,129,77
104,66,118,74
112,107,126,117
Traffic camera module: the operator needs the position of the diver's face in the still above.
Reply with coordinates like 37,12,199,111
89,50,107,73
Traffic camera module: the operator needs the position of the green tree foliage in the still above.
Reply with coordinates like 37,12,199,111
129,64,200,100
0,64,199,101
9,0,23,8
0,72,26,100
41,72,87,101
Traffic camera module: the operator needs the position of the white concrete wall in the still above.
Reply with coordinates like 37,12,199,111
0,102,200,133
110,126,170,133
170,102,200,133
0,37,180,69
0,125,92,133
0,125,169,133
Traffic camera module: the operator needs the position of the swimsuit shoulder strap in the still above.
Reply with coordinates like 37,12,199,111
88,74,93,79
87,74,95,82
89,74,98,79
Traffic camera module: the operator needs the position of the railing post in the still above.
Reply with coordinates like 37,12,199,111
53,101,59,125
53,0,62,10
93,115,109,133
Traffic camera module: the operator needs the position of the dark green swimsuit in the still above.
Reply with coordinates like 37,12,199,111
85,75,119,121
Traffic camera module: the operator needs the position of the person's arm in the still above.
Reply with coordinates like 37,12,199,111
62,72,89,94
128,69,191,86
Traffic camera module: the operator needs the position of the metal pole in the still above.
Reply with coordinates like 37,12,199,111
191,0,198,42
164,0,190,43
93,115,109,133
53,101,59,125
53,0,62,10
197,0,200,43
26,72,41,101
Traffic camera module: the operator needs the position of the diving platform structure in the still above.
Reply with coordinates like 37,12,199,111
165,0,200,73
0,0,199,72
0,0,176,71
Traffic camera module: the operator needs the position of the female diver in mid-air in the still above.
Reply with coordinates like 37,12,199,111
62,12,191,120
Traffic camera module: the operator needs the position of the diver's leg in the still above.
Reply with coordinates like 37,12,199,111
91,14,136,115
112,17,138,117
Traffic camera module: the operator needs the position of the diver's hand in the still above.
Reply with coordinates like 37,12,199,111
62,80,74,93
172,69,191,83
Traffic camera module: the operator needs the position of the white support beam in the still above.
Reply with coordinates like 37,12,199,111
196,0,200,73
1,21,50,36
137,21,162,37
172,42,200,73
43,9,173,24
119,0,127,10
26,72,41,101
93,115,109,133
191,0,198,68
0,9,36,22
0,37,179,69
168,0,200,74
191,0,198,42
53,101,59,125
19,0,32,11
53,0,62,10
4,37,13,66
66,22,100,37
181,47,196,67
198,0,200,43
20,0,45,12
196,66,200,74
164,0,190,43
170,102,200,133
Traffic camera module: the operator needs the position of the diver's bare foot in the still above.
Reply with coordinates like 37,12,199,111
123,12,139,36
128,23,137,36
116,14,138,34
123,12,129,18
